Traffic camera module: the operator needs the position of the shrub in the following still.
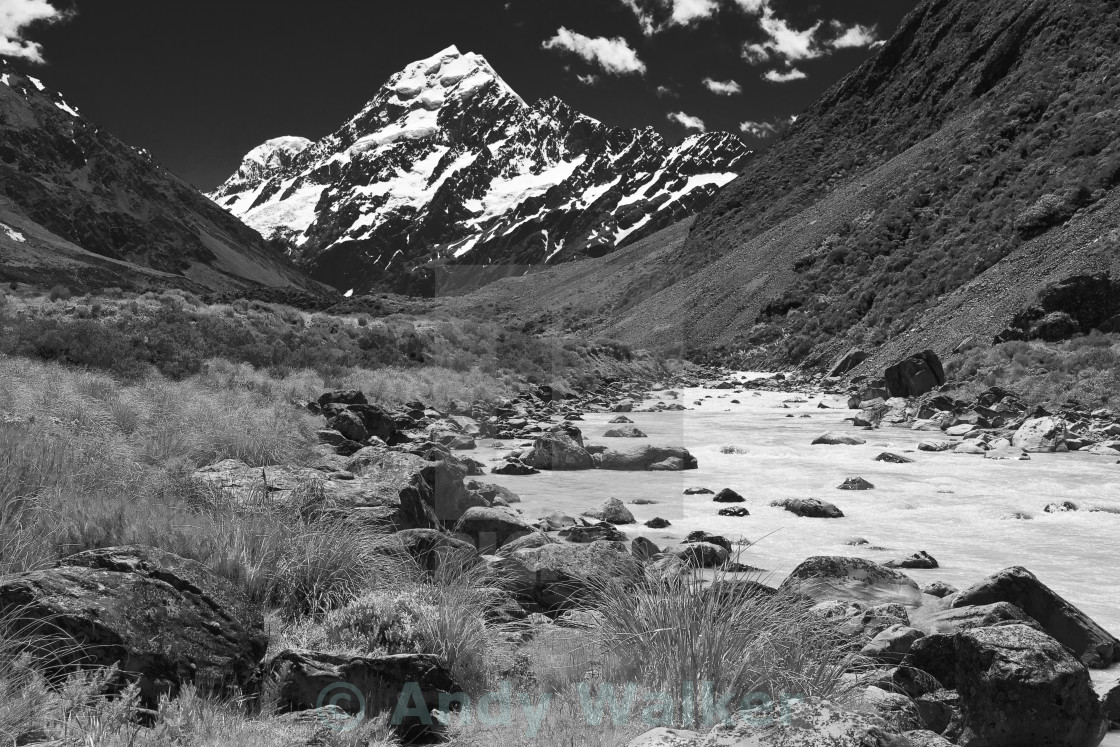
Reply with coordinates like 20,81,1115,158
47,285,71,302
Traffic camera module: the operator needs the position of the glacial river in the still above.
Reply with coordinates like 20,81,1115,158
479,373,1120,709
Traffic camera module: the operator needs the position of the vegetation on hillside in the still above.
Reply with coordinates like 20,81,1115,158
656,0,1120,367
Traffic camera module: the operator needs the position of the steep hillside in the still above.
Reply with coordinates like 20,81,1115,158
0,61,325,296
585,0,1120,369
210,46,750,295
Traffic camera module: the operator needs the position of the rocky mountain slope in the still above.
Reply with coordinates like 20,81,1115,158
474,0,1120,372
0,61,324,295
210,46,750,295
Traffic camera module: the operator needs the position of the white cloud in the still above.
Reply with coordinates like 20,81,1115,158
830,23,878,50
0,0,67,63
739,115,795,137
619,0,718,36
655,84,678,98
739,120,777,137
738,1,878,68
763,68,807,83
577,73,601,86
668,0,718,26
543,27,647,76
667,111,706,132
702,77,742,95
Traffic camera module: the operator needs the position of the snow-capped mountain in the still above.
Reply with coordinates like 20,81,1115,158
210,46,750,294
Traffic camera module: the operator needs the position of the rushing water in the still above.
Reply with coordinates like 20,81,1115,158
478,373,1120,708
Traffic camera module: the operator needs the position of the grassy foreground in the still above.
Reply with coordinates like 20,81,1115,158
0,291,855,746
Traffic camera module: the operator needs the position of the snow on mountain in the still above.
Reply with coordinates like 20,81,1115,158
210,45,750,294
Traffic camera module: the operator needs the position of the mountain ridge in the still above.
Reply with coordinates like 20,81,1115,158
0,60,326,296
210,45,751,295
453,0,1120,374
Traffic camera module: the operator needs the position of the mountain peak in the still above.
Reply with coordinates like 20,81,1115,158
211,48,749,295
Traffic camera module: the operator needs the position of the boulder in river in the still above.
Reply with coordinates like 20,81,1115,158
581,497,636,525
604,426,648,438
812,433,867,445
0,545,266,707
1012,416,1069,453
675,542,729,569
885,551,939,569
839,477,875,490
644,517,671,528
770,498,844,518
597,445,698,471
950,566,1120,668
608,415,634,424
780,556,923,607
526,433,594,471
630,536,660,562
712,488,746,503
718,506,750,517
921,581,958,598
918,440,954,452
684,487,714,495
491,460,540,476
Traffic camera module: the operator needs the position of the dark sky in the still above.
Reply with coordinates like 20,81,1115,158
10,0,921,190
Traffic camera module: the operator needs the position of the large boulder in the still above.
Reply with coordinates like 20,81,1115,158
1011,417,1068,453
827,347,870,377
860,624,925,664
918,625,1107,747
581,497,636,525
0,546,266,707
779,556,922,607
454,507,535,552
317,389,368,408
950,566,1120,667
527,433,594,470
604,426,648,438
885,350,945,398
269,649,459,743
675,542,729,568
512,541,644,611
770,498,844,518
812,433,867,445
919,601,1039,636
597,445,698,471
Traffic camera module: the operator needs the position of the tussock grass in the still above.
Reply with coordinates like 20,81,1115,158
591,568,857,711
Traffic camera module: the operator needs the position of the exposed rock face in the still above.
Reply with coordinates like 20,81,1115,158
0,546,266,707
269,650,459,743
950,566,1120,667
0,62,322,295
885,350,946,399
209,46,749,294
780,556,923,607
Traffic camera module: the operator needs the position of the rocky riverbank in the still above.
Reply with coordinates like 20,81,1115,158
3,360,1118,746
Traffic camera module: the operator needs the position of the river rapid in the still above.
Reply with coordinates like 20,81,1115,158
477,373,1120,709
